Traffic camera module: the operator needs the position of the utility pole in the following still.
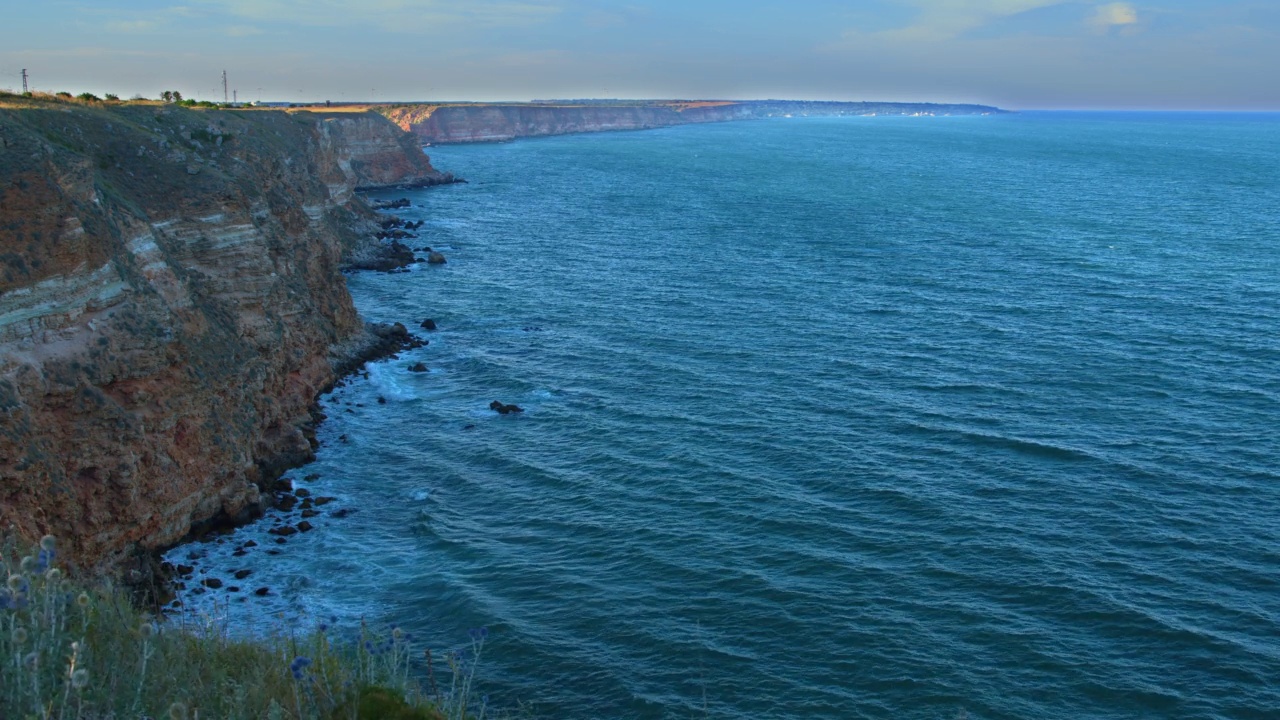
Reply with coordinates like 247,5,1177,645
233,89,237,104
222,70,228,104
21,69,28,93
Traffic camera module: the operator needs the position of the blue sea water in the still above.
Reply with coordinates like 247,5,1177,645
175,113,1280,719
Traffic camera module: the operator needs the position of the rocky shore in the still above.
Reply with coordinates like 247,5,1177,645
0,96,457,586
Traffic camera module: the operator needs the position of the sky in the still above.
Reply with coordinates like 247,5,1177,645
1,0,1277,110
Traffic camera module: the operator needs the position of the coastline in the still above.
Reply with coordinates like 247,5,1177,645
0,95,457,588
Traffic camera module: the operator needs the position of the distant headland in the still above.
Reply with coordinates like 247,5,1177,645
288,98,1010,144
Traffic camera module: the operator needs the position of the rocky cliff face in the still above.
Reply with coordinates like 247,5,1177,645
380,100,1006,144
381,102,753,143
0,100,442,574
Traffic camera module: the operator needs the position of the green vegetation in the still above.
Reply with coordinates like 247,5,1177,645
75,93,100,102
2,538,494,719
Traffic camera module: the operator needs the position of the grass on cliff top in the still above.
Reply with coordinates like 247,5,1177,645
1,537,496,720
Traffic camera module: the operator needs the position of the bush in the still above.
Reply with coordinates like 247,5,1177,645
104,94,120,102
0,537,493,719
55,91,72,98
76,92,101,102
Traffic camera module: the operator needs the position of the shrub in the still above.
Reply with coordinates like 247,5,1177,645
55,91,72,98
76,92,101,102
0,537,492,719
104,93,120,102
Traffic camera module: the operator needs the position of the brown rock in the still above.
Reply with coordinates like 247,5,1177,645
0,103,464,573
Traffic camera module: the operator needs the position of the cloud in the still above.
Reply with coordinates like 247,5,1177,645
105,20,161,33
865,1,1070,41
1090,2,1139,31
197,0,562,32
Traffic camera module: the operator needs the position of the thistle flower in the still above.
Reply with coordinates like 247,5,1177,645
138,621,156,639
20,556,37,573
392,627,404,641
77,592,91,608
23,651,38,669
71,669,89,689
12,626,28,644
168,701,189,720
37,548,56,572
6,575,26,593
45,567,63,584
289,656,312,680
40,535,56,552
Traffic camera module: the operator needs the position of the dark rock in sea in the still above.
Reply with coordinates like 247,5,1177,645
176,564,195,577
301,509,320,518
490,400,525,415
202,578,223,589
415,257,427,263
348,239,416,272
427,251,447,265
339,434,349,442
314,496,337,506
294,488,311,498
227,586,240,593
274,478,293,493
297,521,314,532
464,424,476,431
243,540,257,548
377,396,387,404
331,508,358,519
277,495,298,512
419,246,432,252
232,549,247,557
304,473,321,482
371,198,411,210
408,362,428,372
274,537,288,545
420,318,437,331
234,569,253,580
254,587,271,596
269,526,298,537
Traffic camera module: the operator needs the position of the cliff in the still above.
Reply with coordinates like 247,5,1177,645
0,98,444,575
380,100,1006,144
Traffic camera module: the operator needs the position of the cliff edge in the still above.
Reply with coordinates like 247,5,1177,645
0,98,444,574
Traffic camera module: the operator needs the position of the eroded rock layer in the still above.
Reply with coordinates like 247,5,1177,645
0,101,444,572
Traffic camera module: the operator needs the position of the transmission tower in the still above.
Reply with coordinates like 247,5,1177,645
21,69,28,93
222,70,228,103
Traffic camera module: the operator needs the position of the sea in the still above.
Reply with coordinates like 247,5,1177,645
170,112,1280,719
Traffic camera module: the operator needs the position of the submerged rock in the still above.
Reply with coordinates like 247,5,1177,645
489,400,525,415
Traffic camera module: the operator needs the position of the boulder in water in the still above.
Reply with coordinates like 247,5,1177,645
489,400,524,415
